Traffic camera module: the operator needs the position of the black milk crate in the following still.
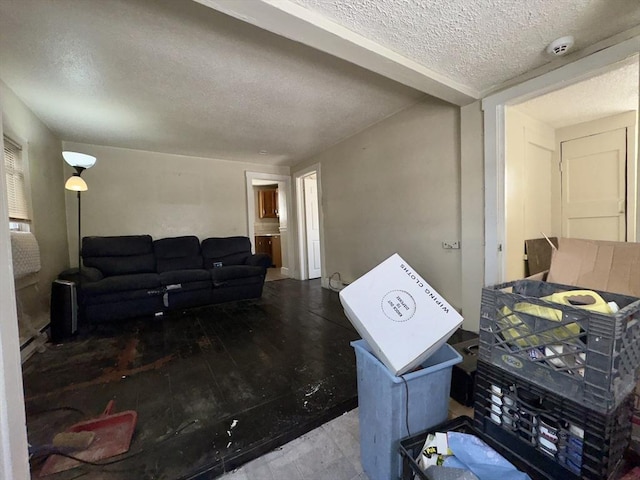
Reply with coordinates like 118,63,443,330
479,279,640,412
474,360,633,480
399,416,548,480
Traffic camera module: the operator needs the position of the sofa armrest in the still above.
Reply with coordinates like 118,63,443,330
58,267,104,284
246,253,271,269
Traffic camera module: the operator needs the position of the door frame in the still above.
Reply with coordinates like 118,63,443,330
482,36,639,286
245,171,293,276
294,164,325,282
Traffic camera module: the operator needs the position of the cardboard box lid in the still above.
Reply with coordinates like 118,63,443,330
339,253,463,376
547,238,640,298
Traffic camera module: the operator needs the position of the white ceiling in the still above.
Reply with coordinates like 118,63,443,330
516,55,639,128
0,0,638,166
288,0,640,94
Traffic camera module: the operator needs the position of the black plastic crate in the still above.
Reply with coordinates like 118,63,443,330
474,360,633,480
399,415,550,480
479,279,640,412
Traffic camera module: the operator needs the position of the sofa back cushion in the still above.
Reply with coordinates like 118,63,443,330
154,236,203,273
201,236,251,268
82,235,156,276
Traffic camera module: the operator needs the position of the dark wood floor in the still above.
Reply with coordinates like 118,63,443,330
23,279,360,479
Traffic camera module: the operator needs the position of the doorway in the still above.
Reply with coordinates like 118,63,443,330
295,164,324,281
483,45,639,285
245,172,292,278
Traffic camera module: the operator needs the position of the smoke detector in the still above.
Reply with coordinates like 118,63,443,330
546,36,574,56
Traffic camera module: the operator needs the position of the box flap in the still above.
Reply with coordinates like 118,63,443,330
547,238,640,297
524,237,558,276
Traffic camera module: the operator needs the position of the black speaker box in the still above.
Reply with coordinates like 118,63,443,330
50,280,78,342
450,338,479,407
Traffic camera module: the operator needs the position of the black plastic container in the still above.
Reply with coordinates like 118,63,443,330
474,360,633,480
479,280,640,413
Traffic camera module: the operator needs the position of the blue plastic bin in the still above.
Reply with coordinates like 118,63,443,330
351,339,462,480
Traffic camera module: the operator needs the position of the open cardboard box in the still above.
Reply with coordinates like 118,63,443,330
528,237,640,298
339,253,463,376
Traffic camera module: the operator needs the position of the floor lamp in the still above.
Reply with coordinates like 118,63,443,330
63,151,96,275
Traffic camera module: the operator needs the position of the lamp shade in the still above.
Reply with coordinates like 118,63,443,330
62,151,96,169
65,175,88,191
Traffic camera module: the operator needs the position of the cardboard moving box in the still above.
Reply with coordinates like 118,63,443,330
339,253,463,376
546,238,640,297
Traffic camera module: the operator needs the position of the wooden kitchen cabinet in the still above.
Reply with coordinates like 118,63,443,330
258,189,278,218
254,235,281,268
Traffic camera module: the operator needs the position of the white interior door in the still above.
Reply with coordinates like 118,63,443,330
561,128,627,241
303,174,321,279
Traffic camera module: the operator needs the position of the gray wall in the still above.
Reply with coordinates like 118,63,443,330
295,96,463,312
62,142,289,264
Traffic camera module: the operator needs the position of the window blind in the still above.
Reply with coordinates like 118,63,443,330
3,137,30,221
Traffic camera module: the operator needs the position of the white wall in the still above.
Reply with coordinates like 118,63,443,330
294,97,463,312
62,143,289,264
505,107,556,281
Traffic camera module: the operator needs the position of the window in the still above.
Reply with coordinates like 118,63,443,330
3,136,30,231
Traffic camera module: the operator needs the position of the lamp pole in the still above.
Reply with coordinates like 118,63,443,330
77,190,81,276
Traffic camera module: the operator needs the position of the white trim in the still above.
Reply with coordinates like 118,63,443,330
482,36,639,286
0,102,31,480
293,164,326,284
194,0,477,106
245,171,293,276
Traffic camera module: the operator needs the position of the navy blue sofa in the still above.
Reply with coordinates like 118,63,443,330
61,235,270,323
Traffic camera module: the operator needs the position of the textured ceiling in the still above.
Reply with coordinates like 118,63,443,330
0,0,638,167
290,0,640,93
516,56,639,128
0,0,423,166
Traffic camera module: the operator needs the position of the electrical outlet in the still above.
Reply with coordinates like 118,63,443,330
442,241,461,249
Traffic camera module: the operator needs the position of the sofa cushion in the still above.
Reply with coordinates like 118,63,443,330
82,235,156,276
201,237,251,268
159,269,210,285
210,265,265,284
154,236,203,273
81,273,161,295
211,275,264,289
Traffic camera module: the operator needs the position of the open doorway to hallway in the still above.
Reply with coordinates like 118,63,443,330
245,172,292,280
502,54,638,281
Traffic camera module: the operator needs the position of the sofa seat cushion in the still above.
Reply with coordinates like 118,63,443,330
160,269,210,286
81,273,161,296
210,265,264,286
82,288,164,306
